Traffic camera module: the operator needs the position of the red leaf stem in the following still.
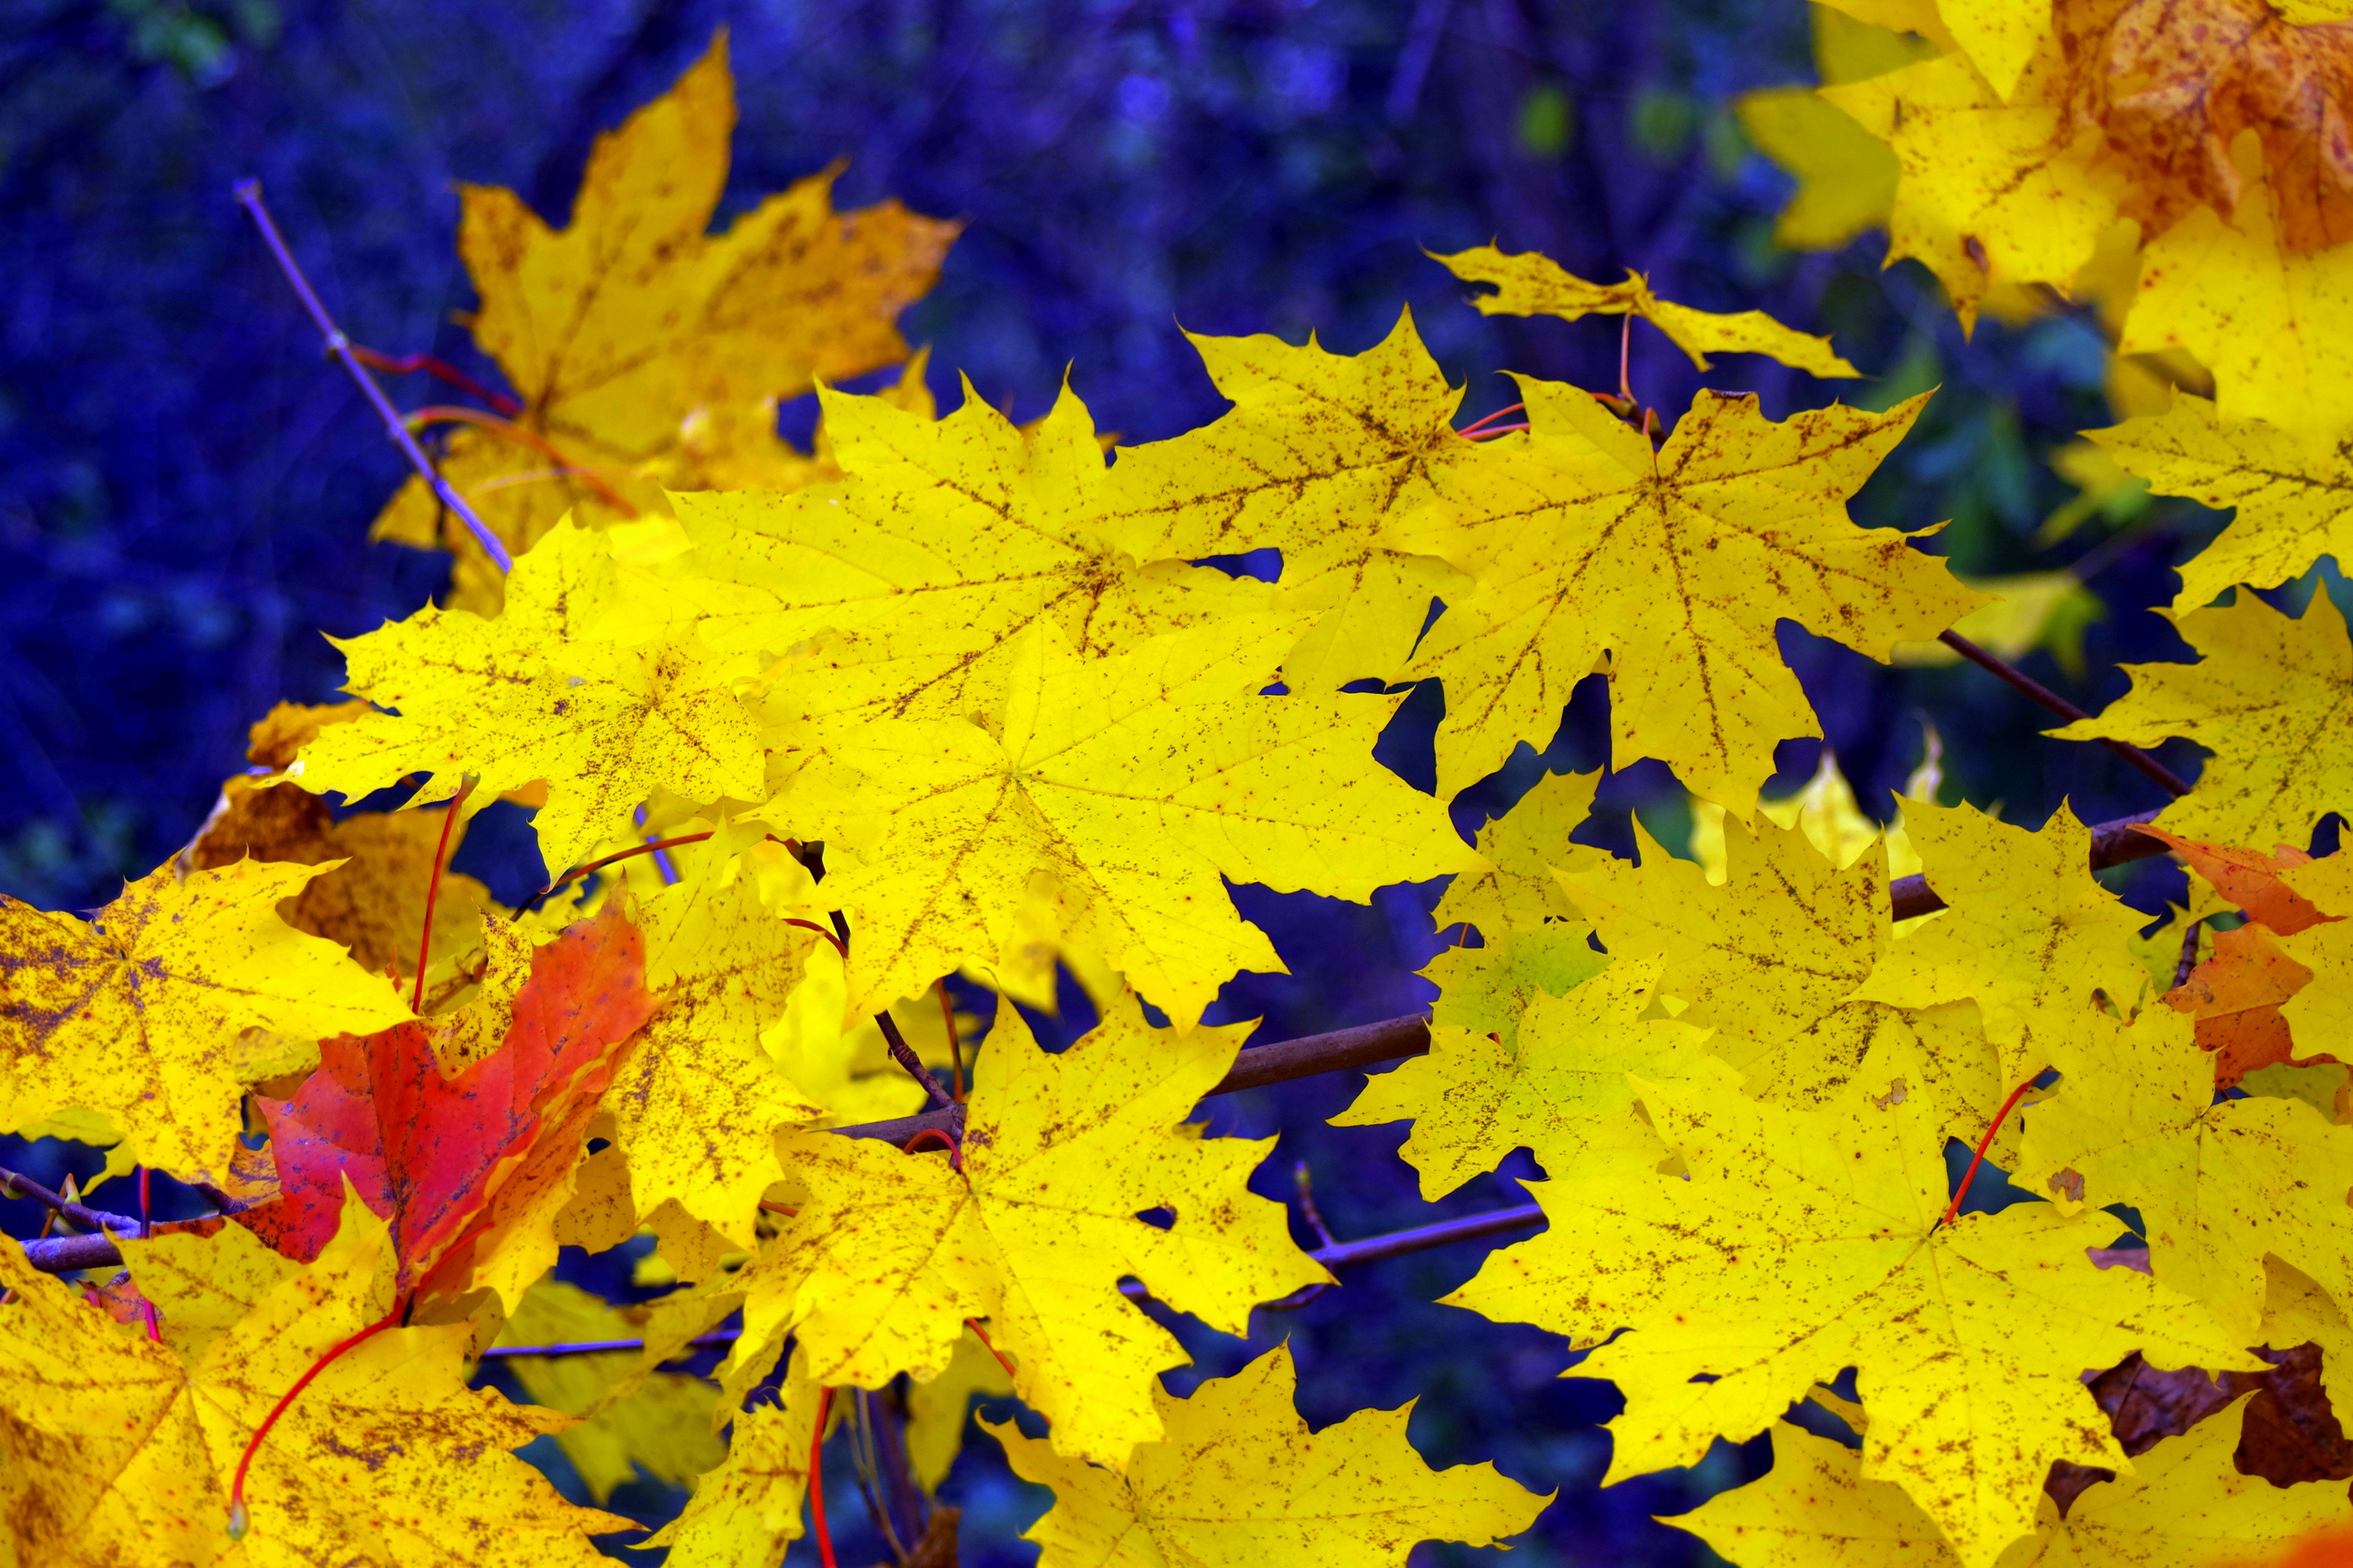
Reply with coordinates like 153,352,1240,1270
346,346,521,416
403,406,640,519
810,1386,839,1568
227,1309,400,1538
1941,1075,2042,1229
965,1318,1018,1380
516,831,717,917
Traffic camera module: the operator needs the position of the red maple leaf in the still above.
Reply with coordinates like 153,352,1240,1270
234,901,656,1300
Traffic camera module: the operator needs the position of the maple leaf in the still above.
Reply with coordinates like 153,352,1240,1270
1333,953,1700,1198
2086,396,2353,618
296,520,767,878
1090,310,1477,690
0,1187,628,1566
1446,1069,2265,1568
490,1279,725,1504
1557,814,1892,1098
777,619,1482,1029
2020,1004,2353,1337
640,374,1274,728
2170,920,2321,1086
642,1345,824,1568
594,843,829,1244
2120,143,2353,435
2054,0,2353,255
2137,824,2333,935
1734,88,1904,252
0,856,412,1181
2276,854,2353,1062
1854,800,2151,1084
1432,768,1597,938
1822,53,2117,331
371,34,957,609
2051,590,2353,853
717,995,1326,1468
1664,1396,2348,1568
1395,377,1981,805
235,902,656,1307
187,751,492,990
986,1344,1551,1568
1432,244,1860,377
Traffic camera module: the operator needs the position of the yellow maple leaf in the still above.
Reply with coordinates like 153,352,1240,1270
643,1345,825,1568
778,619,1482,1028
1665,1394,2345,1568
1091,310,1476,690
1432,768,1598,938
1333,952,1699,1198
1938,0,2049,101
0,857,411,1180
2051,590,2353,853
1736,7,1940,252
1398,379,1980,806
596,848,830,1244
1559,814,1891,1089
1853,800,2151,1083
1432,244,1859,378
490,1279,726,1505
2082,395,2353,612
1447,1069,2265,1568
297,520,767,878
0,1186,628,1566
986,1343,1550,1567
2273,854,2353,1065
372,34,956,609
1823,53,2116,330
642,374,1274,727
717,995,1325,1468
2121,146,2353,437
2018,1004,2353,1337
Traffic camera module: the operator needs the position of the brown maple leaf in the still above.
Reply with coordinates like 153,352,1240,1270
2057,0,2353,253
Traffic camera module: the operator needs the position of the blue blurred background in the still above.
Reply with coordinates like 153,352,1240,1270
0,0,2244,1562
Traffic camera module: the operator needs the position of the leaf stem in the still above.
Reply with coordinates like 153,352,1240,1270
515,831,716,917
412,777,476,1013
403,406,640,519
1936,630,2192,798
1939,1076,2040,1230
231,181,513,574
810,1386,839,1568
346,346,521,417
965,1318,1018,1379
1454,401,1525,436
2172,916,2207,990
875,1010,955,1110
227,1310,400,1538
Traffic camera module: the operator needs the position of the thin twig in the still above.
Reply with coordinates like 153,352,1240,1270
2172,917,2206,990
876,1010,955,1110
1937,630,2192,798
232,181,514,573
0,1167,144,1238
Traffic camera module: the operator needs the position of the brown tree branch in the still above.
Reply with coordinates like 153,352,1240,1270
1938,631,2192,799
